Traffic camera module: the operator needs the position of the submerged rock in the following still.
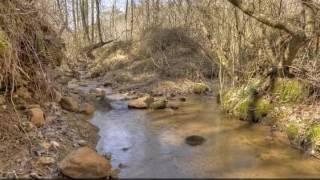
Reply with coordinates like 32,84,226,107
58,147,112,179
60,97,79,112
128,95,154,109
185,135,206,146
167,102,179,110
179,97,187,102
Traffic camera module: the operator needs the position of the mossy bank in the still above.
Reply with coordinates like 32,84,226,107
220,78,320,156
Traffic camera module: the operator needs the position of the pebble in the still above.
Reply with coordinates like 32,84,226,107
30,172,41,179
50,141,60,149
40,142,51,150
77,140,87,146
38,157,55,166
118,163,129,169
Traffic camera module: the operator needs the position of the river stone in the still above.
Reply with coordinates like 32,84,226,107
38,157,55,166
29,108,45,128
95,88,106,98
179,97,187,102
128,96,154,109
60,96,79,112
58,147,112,179
150,99,167,109
80,103,95,115
185,135,206,146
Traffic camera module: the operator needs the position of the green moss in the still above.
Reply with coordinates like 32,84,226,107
234,97,250,119
221,78,271,120
286,124,299,141
232,97,271,120
193,83,210,94
307,125,320,143
273,78,306,104
0,30,9,54
255,98,272,119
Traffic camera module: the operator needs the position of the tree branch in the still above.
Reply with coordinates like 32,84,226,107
227,0,306,38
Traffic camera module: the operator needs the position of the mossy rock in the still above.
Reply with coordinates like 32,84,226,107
149,98,167,109
233,97,272,120
221,78,262,111
192,83,210,94
221,78,271,120
272,78,307,104
286,124,299,141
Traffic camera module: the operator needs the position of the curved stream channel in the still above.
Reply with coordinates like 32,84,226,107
74,83,320,178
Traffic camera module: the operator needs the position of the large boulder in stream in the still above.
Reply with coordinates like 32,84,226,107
58,147,112,179
60,96,79,112
128,95,154,109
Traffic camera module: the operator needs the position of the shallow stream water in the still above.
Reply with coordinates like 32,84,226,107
85,91,320,178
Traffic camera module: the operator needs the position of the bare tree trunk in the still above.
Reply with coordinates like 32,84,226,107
125,0,129,41
146,0,150,27
72,0,78,42
80,0,90,42
96,0,103,43
76,0,81,30
91,0,95,43
64,0,69,28
131,0,134,39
